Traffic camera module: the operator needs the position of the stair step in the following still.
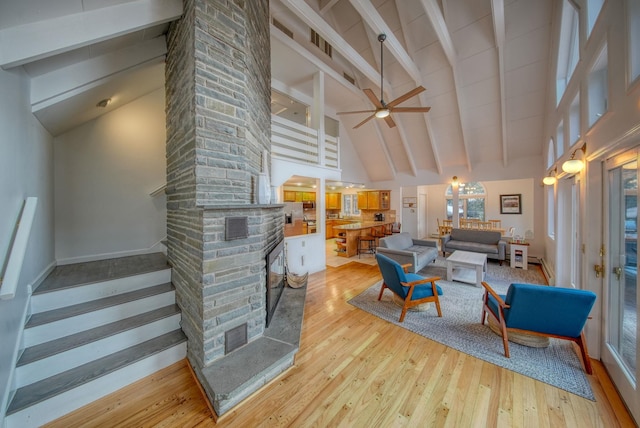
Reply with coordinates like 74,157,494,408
18,305,180,366
34,252,170,294
24,283,176,347
7,330,187,416
31,269,171,313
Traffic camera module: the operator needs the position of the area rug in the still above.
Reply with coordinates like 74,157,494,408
348,259,595,401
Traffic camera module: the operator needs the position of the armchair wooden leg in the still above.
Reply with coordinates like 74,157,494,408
378,283,387,301
499,317,510,358
576,332,593,375
434,297,442,317
399,306,409,322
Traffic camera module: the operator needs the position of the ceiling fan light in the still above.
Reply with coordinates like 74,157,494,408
375,108,390,118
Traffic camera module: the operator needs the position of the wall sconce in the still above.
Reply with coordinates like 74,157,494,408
452,176,458,184
562,143,587,174
543,167,557,185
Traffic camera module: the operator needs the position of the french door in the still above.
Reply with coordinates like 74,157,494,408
604,149,639,422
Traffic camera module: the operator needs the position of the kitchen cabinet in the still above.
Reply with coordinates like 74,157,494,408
358,190,391,210
326,192,341,209
283,191,296,202
326,220,334,239
367,191,380,210
357,191,369,210
283,190,316,202
380,191,390,209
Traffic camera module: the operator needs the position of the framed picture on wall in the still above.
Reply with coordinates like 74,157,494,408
500,194,522,214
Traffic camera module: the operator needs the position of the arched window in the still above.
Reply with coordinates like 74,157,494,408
445,182,487,221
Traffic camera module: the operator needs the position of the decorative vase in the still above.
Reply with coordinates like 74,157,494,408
257,150,271,204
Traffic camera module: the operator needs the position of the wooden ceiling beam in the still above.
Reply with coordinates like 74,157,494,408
491,0,509,167
420,0,472,171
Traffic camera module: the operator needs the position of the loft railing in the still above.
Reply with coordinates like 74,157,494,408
271,115,340,169
1,197,38,300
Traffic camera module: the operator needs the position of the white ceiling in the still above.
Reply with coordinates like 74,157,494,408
0,0,553,182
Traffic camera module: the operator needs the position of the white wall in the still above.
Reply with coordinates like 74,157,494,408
54,89,167,263
0,67,55,420
418,178,543,257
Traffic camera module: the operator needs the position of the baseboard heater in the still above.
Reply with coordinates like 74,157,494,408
539,257,555,286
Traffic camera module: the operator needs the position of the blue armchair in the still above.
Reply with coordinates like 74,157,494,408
481,282,597,374
375,253,443,322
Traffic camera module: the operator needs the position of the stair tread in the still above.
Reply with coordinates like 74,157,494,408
26,283,175,328
8,330,187,415
34,252,170,294
18,305,181,366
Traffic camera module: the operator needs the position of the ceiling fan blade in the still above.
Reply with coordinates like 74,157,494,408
384,115,396,128
389,107,431,113
354,113,376,129
386,86,426,108
337,110,376,115
363,88,384,108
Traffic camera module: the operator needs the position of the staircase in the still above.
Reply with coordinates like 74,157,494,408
4,253,187,428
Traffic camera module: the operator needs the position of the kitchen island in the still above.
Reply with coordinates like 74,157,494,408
333,221,395,257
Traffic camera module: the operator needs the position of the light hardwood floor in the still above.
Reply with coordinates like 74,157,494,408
46,262,635,427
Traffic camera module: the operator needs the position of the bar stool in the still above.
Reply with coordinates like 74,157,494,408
384,223,393,236
371,226,386,246
358,235,376,258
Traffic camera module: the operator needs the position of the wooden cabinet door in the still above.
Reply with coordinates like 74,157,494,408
357,192,368,209
327,193,341,209
303,192,316,201
380,191,390,210
367,191,380,210
283,191,296,202
326,220,334,239
295,192,304,202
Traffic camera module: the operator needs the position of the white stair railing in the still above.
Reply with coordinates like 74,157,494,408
1,197,38,300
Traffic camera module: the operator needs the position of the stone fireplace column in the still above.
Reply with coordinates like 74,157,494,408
165,0,285,409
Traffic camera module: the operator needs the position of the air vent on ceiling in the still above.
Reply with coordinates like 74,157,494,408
343,73,355,86
310,29,332,58
273,18,293,39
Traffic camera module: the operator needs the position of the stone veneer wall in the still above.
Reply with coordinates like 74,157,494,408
165,0,281,370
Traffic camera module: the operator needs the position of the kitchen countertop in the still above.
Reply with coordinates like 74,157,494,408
332,220,394,231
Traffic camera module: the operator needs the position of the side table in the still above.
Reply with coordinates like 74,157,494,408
510,243,529,270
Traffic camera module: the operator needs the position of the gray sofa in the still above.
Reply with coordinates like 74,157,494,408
440,228,507,264
377,232,438,273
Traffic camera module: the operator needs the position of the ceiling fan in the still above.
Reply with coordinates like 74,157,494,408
337,34,431,129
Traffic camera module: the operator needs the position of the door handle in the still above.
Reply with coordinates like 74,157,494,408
594,264,604,278
613,266,622,281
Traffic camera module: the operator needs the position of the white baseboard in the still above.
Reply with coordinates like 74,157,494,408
56,238,167,266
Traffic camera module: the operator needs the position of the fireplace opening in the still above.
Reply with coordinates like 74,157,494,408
265,239,285,327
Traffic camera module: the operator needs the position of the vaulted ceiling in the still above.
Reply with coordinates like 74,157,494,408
0,0,553,182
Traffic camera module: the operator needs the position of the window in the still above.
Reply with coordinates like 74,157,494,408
556,0,580,104
547,138,556,168
588,44,608,128
569,93,581,145
587,0,604,37
629,0,640,84
342,194,360,216
445,182,486,220
557,121,565,158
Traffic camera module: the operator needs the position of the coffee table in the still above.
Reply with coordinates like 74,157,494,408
446,250,487,287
